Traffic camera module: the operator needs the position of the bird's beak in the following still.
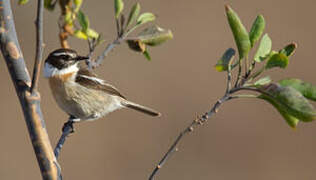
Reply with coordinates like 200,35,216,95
74,56,89,61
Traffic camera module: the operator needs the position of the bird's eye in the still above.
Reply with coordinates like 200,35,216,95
60,55,73,61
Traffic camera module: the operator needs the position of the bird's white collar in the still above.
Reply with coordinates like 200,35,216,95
44,62,79,78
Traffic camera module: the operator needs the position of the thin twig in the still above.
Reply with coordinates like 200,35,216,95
30,0,44,94
116,18,120,37
93,37,123,68
55,117,75,159
234,59,242,87
149,95,233,180
226,61,233,94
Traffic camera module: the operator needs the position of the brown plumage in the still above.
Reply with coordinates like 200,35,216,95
44,49,160,121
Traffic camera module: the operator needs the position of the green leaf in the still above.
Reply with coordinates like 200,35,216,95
279,43,297,57
261,83,316,122
254,34,272,62
265,52,289,69
126,3,141,29
137,25,173,46
77,10,89,32
114,0,124,18
74,0,83,12
279,78,316,101
215,48,236,72
249,15,265,47
64,11,73,25
74,30,88,40
44,0,56,11
143,49,151,61
259,95,299,128
86,28,99,39
254,76,271,86
18,0,29,5
225,5,251,59
136,12,156,25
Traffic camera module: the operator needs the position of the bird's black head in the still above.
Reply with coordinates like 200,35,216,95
45,48,89,69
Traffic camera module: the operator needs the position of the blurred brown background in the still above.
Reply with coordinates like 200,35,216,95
1,0,316,179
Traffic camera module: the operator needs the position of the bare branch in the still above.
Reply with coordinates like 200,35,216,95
91,37,123,68
149,95,233,180
30,0,44,93
0,1,60,179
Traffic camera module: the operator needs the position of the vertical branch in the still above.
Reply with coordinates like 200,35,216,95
30,0,44,93
0,1,60,179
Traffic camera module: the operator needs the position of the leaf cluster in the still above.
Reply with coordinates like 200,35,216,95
216,5,316,128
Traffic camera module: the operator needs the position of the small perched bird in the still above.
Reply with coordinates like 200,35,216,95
44,48,160,123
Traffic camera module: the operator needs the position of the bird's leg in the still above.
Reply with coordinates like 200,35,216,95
54,116,79,158
62,119,75,133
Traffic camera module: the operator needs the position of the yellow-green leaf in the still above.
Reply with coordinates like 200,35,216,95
74,0,83,12
136,12,155,25
86,28,99,39
77,10,89,32
215,48,235,72
126,3,140,29
254,34,272,62
225,5,251,59
254,76,271,86
265,52,288,69
279,78,316,101
249,15,265,47
114,0,124,18
259,94,299,128
143,49,151,61
44,0,56,11
18,0,29,5
74,30,88,40
261,83,316,122
137,25,173,46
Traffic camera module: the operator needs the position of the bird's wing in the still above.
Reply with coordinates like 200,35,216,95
76,68,126,99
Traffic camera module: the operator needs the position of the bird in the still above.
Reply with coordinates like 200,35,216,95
43,48,160,125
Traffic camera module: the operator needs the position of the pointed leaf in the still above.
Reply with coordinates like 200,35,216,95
254,76,271,86
126,3,141,29
137,25,173,46
114,0,124,18
225,5,251,59
279,78,316,101
254,34,272,62
261,83,316,122
143,49,152,61
86,28,99,39
136,12,155,25
259,95,299,128
77,10,89,32
74,30,88,40
265,52,289,69
215,48,235,72
64,11,73,25
74,0,83,12
18,0,29,5
249,15,265,47
44,0,56,11
279,43,297,57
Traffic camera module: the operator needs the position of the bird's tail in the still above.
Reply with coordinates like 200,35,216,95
121,100,161,117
